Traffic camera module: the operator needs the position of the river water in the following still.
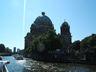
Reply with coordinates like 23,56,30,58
2,56,96,72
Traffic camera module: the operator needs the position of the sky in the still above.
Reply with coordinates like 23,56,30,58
0,0,96,50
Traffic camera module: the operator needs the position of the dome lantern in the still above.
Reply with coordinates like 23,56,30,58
42,12,45,16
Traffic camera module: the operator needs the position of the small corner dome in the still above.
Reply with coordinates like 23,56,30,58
30,23,36,29
31,23,36,27
34,12,53,25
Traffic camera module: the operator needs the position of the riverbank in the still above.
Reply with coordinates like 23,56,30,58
0,53,12,56
24,53,96,65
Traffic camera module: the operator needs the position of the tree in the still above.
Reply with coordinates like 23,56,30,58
89,34,96,47
68,40,81,58
69,40,80,51
80,34,96,53
5,47,12,53
25,30,62,54
0,44,5,52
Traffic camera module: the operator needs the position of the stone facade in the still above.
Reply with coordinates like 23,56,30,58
61,21,72,53
25,12,54,49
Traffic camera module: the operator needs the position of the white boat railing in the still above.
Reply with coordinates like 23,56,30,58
4,65,8,72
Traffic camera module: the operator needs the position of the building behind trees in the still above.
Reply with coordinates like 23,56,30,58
24,12,72,57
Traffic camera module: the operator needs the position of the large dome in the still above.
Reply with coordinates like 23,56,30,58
34,12,53,26
30,12,54,35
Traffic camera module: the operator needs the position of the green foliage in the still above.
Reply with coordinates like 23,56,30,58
89,34,96,47
0,44,5,52
0,44,12,53
25,30,62,54
69,34,96,54
80,34,96,52
69,40,80,51
69,34,96,59
69,40,80,57
5,47,12,53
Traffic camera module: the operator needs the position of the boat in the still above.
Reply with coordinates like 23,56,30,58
13,54,24,60
15,56,23,60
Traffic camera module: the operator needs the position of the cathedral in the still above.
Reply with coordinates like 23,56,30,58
25,12,71,53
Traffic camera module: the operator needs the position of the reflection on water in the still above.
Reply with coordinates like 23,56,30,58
3,56,96,72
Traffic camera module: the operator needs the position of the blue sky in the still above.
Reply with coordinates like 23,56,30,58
0,0,96,50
